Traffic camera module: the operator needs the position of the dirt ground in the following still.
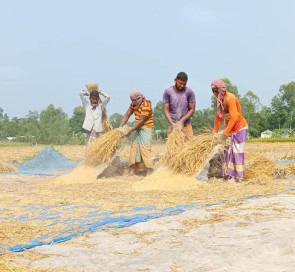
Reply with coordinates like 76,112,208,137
1,142,295,271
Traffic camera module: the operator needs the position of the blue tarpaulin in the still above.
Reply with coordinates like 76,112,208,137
15,147,78,176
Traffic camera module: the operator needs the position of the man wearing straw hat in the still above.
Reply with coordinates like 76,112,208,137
163,72,196,140
80,83,110,147
211,79,248,182
119,91,154,176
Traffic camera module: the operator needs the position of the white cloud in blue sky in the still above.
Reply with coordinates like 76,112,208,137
0,0,294,118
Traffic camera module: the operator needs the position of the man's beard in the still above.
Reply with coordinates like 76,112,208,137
176,85,184,91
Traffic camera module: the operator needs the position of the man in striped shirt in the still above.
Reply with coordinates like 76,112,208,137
120,91,154,176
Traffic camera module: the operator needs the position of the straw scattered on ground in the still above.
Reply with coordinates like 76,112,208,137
0,160,17,173
1,142,295,268
245,152,292,182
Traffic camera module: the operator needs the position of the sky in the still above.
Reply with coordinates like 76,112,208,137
0,0,295,119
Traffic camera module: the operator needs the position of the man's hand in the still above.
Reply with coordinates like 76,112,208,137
125,128,133,137
176,120,184,129
117,126,130,136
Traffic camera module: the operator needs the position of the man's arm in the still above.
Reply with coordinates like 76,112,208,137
179,102,195,126
163,103,175,128
80,90,89,108
99,90,110,109
120,108,133,127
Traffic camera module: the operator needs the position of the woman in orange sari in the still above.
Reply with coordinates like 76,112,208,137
211,79,248,181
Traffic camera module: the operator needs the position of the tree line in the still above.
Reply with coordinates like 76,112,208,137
0,79,295,144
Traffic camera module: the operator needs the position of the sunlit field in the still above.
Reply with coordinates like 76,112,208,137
1,141,295,271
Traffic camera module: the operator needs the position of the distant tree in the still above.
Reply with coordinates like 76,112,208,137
278,81,295,129
222,78,239,97
153,101,168,130
110,113,124,129
279,81,295,109
19,111,40,141
0,107,3,121
38,104,71,144
258,106,272,133
240,91,262,133
192,109,215,131
270,95,288,129
69,106,85,133
26,110,39,121
0,117,19,138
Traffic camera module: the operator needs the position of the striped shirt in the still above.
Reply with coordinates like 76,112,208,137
129,100,154,128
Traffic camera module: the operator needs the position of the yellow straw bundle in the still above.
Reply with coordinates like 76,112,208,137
169,130,220,175
86,129,125,166
102,110,113,133
0,161,17,173
161,125,185,167
86,83,99,92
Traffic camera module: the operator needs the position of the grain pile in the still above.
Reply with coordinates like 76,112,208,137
86,129,125,166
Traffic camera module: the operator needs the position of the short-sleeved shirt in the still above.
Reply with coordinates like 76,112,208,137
129,100,154,128
162,86,195,126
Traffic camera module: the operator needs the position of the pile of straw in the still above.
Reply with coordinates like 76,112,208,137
244,152,276,181
0,161,17,173
86,129,125,166
161,125,185,167
169,130,220,175
244,152,292,181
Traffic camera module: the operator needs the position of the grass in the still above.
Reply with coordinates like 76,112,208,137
248,137,295,143
0,142,35,147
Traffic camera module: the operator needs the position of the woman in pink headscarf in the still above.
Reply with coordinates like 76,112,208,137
119,91,154,176
211,79,248,181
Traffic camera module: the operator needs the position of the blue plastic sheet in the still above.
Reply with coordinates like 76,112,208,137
2,152,295,252
5,187,295,252
15,147,78,176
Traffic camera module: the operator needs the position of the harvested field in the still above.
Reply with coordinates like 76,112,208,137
1,142,295,271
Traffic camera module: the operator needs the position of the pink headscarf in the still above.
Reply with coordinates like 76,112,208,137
130,90,146,101
211,79,227,118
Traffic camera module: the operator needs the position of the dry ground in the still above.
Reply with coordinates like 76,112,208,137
1,142,295,271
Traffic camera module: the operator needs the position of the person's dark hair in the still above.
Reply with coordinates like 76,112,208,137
176,72,188,81
90,90,100,98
